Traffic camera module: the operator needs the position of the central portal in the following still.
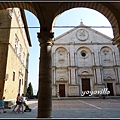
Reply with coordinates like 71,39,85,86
59,84,65,97
82,78,91,96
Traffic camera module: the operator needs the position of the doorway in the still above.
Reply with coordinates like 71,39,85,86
82,78,91,96
107,83,114,96
59,84,65,97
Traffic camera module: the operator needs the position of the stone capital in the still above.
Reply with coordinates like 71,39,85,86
37,32,54,40
37,32,54,46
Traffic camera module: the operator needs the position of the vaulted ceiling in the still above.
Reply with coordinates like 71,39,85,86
0,2,120,45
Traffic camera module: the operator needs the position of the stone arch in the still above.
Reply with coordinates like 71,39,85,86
1,2,120,118
0,2,42,29
100,46,114,66
1,2,119,39
55,47,69,67
76,46,93,66
81,71,89,75
58,77,67,81
100,46,113,52
76,46,93,53
55,46,69,53
0,2,37,17
54,2,119,39
81,68,93,75
105,75,114,80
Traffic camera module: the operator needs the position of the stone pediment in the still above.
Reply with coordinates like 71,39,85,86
54,22,112,45
56,77,68,82
78,68,93,75
104,79,115,81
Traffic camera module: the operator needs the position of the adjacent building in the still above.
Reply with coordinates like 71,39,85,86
0,8,31,105
52,21,120,97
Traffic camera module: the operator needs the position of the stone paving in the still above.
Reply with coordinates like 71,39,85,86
0,97,120,119
52,98,120,118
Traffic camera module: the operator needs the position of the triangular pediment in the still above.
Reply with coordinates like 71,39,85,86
54,22,112,44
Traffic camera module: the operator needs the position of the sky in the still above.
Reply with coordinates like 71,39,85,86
25,7,114,95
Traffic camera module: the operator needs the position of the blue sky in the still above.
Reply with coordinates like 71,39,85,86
25,7,113,95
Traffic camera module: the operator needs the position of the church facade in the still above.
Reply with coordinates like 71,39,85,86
52,22,120,97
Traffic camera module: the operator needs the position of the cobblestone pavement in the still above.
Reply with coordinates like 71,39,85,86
0,97,120,119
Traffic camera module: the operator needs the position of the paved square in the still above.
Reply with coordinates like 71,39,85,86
0,98,120,118
52,98,120,118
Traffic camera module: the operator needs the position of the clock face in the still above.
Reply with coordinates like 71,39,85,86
76,29,89,41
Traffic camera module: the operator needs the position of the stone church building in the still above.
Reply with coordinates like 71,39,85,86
52,22,120,97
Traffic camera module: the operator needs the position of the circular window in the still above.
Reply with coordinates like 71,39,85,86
81,52,86,57
80,50,88,58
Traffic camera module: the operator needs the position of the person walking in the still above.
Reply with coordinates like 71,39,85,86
57,92,60,99
0,96,6,113
13,93,21,113
20,93,25,113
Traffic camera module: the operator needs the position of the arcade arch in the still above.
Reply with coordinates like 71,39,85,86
53,7,114,38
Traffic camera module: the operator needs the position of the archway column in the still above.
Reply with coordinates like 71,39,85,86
37,31,54,118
